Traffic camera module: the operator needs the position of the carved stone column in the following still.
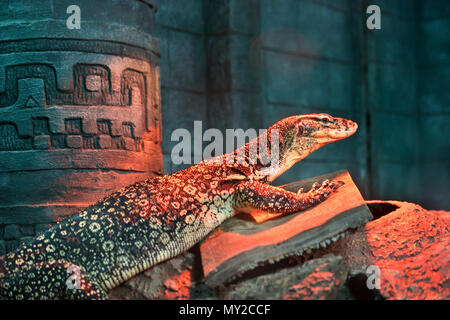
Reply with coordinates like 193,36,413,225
0,0,162,253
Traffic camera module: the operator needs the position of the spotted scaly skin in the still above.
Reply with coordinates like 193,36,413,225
0,114,357,299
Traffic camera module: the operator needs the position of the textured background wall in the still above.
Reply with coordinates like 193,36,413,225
156,0,207,173
0,0,162,254
158,0,449,210
417,1,450,210
366,0,420,206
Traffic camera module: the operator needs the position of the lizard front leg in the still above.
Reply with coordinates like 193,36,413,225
233,179,343,216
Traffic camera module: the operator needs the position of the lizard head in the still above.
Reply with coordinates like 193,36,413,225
263,113,358,181
291,113,358,144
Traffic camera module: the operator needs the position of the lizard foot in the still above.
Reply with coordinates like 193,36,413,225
305,179,344,203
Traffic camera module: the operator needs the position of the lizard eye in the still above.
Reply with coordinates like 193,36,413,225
322,118,329,124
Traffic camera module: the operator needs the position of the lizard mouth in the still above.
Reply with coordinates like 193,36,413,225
327,120,358,140
309,119,358,141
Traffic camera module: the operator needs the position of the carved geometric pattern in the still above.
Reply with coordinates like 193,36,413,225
0,117,144,152
0,61,162,150
0,122,31,151
0,64,146,109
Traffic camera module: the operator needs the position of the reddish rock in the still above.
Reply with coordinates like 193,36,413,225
284,271,341,300
221,254,347,300
364,201,450,300
323,200,450,299
108,200,449,300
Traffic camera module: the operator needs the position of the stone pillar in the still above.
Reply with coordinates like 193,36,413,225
0,0,162,254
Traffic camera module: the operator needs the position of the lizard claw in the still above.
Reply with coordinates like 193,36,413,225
311,182,321,190
330,180,344,190
308,180,344,202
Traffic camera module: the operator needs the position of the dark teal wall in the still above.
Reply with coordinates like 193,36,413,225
366,0,420,205
417,1,450,210
157,0,449,210
156,0,207,173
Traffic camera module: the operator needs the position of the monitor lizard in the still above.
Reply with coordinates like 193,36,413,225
0,113,358,299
